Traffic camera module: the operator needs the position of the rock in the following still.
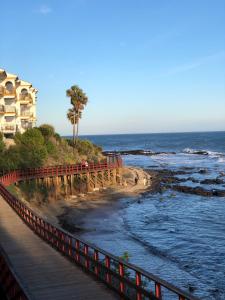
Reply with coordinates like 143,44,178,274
200,178,224,185
171,185,225,197
213,190,225,197
103,150,176,156
187,177,199,183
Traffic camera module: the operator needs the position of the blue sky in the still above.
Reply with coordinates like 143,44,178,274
1,0,225,135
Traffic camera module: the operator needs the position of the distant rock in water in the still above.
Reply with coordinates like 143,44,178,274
103,150,176,156
183,148,209,155
200,178,224,185
171,185,225,197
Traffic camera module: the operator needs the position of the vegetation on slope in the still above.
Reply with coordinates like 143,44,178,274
0,124,103,173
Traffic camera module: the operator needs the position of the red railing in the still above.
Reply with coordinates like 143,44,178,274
0,245,30,300
0,158,199,300
0,156,123,187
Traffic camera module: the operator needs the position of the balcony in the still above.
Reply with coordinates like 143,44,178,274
0,87,16,98
1,123,16,133
19,93,33,104
21,123,33,130
0,105,16,115
4,105,16,114
0,105,4,114
20,111,33,119
0,87,4,97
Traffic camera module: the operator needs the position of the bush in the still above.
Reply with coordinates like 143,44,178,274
46,140,57,155
15,128,45,147
0,146,21,171
38,124,55,140
0,132,6,154
0,125,103,173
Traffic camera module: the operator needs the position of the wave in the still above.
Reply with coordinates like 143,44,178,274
183,148,225,157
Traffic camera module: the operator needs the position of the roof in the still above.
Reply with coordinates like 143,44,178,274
0,68,38,92
6,72,18,79
19,80,32,87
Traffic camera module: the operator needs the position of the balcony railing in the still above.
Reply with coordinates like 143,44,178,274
0,105,16,114
4,105,16,113
19,93,32,102
1,124,16,132
20,111,32,117
21,123,33,129
3,88,16,97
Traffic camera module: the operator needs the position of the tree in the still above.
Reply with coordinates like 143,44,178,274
67,108,81,147
15,128,47,168
0,132,5,153
38,124,55,140
66,85,88,147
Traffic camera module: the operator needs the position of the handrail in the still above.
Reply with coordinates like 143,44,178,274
0,245,31,300
0,157,199,300
0,157,123,186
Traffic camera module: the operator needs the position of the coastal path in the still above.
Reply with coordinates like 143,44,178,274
0,158,199,300
0,193,116,300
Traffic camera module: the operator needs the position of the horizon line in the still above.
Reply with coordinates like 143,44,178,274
61,129,225,137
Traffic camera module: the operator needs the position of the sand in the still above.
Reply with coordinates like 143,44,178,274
28,167,153,232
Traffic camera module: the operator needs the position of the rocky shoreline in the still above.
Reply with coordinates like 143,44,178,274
103,149,222,156
56,166,225,234
146,168,225,197
103,150,176,156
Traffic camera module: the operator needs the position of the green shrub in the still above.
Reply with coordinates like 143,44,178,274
54,132,61,142
46,140,57,155
0,125,103,173
15,128,45,147
0,139,5,152
38,124,55,140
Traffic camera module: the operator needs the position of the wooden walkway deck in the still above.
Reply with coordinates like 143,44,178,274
0,196,117,300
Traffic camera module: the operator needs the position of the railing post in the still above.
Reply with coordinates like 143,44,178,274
136,271,142,300
105,255,111,284
68,237,72,257
119,262,125,294
94,250,99,276
84,245,89,270
55,229,59,249
61,233,65,253
155,282,162,299
75,240,80,263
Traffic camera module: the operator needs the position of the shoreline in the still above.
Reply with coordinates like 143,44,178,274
28,166,154,233
16,163,225,235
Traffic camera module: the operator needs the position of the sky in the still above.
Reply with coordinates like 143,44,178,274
0,0,225,135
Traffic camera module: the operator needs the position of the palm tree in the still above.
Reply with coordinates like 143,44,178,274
66,85,88,147
67,108,82,146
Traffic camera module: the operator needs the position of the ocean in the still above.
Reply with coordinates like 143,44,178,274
79,131,225,299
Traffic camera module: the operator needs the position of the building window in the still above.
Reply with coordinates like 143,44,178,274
21,88,28,95
5,81,13,91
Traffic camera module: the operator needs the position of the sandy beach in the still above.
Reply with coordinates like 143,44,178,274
27,166,153,233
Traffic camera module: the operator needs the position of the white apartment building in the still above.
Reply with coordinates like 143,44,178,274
0,68,37,138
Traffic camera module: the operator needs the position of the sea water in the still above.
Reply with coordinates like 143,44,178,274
79,131,225,299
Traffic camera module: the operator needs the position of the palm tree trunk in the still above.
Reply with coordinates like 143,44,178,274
75,117,79,145
73,113,76,149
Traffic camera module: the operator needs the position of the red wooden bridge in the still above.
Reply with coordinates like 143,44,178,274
0,158,199,300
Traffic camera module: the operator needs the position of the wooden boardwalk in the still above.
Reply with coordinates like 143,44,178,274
0,196,117,300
